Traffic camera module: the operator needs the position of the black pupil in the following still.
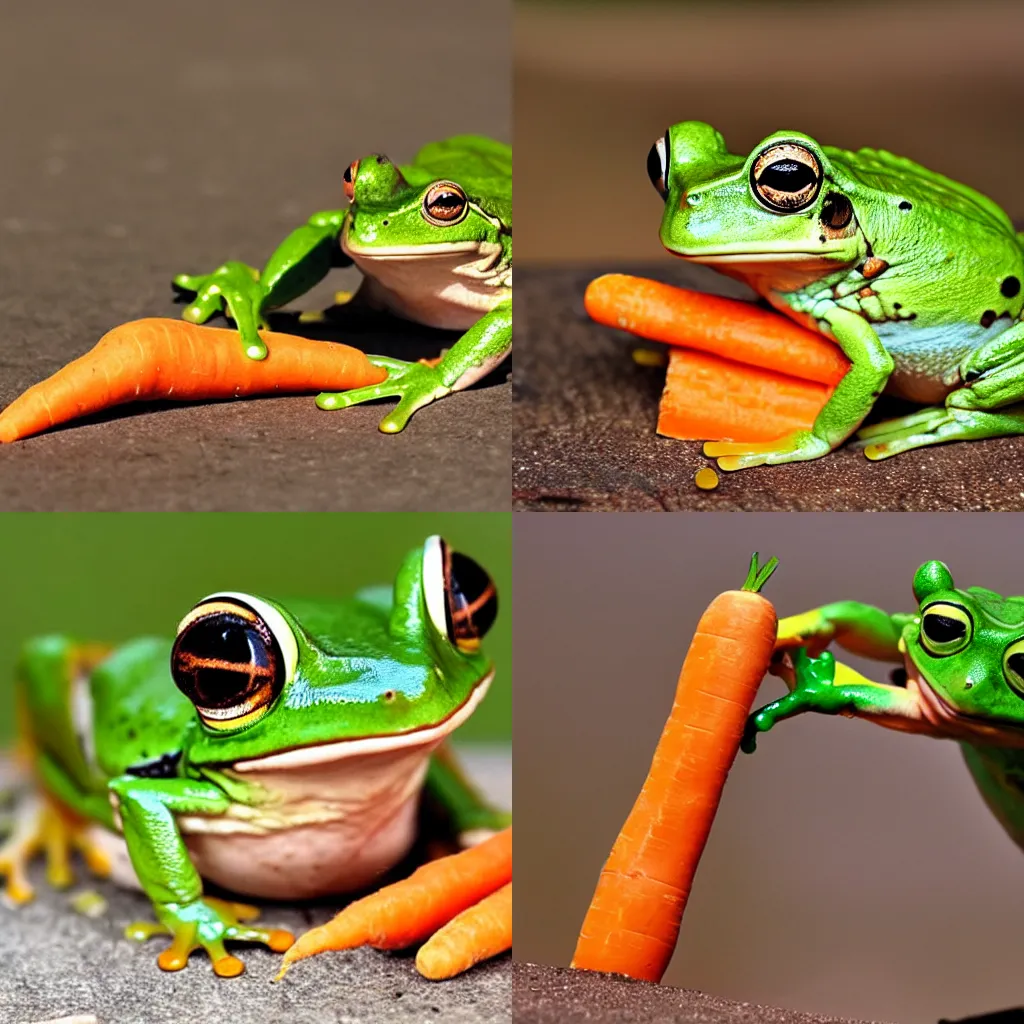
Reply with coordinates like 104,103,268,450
172,613,277,710
647,143,665,193
1008,652,1024,679
343,165,353,183
444,550,498,644
923,613,966,645
758,160,816,193
430,191,463,216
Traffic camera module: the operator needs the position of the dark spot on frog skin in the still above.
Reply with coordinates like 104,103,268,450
893,302,902,310
964,681,974,689
127,729,137,741
819,234,826,243
383,690,396,702
981,309,998,328
1002,276,1021,298
898,200,912,211
125,751,182,779
820,192,853,230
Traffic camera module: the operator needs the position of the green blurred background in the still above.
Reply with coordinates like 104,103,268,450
0,513,511,744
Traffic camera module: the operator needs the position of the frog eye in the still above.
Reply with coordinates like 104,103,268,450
647,132,669,200
423,182,468,226
1004,639,1024,696
423,536,498,654
171,594,298,730
919,602,973,657
343,160,359,203
751,143,822,213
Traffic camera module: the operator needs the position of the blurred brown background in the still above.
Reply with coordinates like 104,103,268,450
514,513,1024,1023
516,0,1024,264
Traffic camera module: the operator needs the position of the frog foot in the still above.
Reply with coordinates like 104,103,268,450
126,896,294,977
0,794,111,903
703,430,832,471
742,648,838,753
854,404,1024,460
317,356,450,433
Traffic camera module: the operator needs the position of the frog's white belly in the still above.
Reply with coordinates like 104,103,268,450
875,319,1010,405
93,743,433,899
344,238,510,332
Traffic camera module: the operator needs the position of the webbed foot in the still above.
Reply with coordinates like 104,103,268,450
126,896,294,976
317,357,450,433
703,430,832,471
854,404,1024,459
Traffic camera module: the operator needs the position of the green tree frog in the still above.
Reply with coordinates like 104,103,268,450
647,122,1024,470
745,560,1024,859
0,536,508,976
172,135,512,432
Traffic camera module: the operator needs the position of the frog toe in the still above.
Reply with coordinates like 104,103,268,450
704,431,830,470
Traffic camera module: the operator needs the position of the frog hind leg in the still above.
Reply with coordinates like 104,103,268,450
425,743,511,849
0,792,111,903
856,320,1024,459
317,301,512,433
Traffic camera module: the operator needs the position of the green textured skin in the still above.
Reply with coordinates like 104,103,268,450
745,560,1024,853
15,537,503,965
174,135,512,432
655,122,1024,467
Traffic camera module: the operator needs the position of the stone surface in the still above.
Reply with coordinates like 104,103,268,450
511,963,886,1024
513,263,1024,512
0,747,511,1024
0,0,510,512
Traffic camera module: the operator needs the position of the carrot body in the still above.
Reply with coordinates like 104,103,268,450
0,317,387,443
415,882,512,981
571,556,779,983
280,827,512,971
585,274,850,386
657,348,832,443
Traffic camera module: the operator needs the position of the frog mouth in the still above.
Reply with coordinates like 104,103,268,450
341,223,490,260
230,669,494,772
904,657,1024,745
669,243,852,263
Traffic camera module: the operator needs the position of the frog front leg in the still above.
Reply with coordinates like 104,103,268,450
743,648,928,753
705,307,893,471
316,300,511,433
857,319,1024,459
172,210,348,360
108,775,293,976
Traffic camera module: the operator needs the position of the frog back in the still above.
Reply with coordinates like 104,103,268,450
401,135,512,226
18,635,195,795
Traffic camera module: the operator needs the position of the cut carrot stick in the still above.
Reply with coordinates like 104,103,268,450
658,348,832,443
585,274,850,386
276,827,512,978
572,555,779,984
415,882,512,981
0,317,387,443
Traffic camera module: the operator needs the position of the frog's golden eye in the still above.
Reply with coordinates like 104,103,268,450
343,160,359,203
423,535,498,654
647,132,669,200
751,143,822,213
1003,639,1024,696
172,594,297,730
919,602,973,657
423,182,468,226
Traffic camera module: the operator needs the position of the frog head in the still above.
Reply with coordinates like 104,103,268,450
648,121,864,283
170,536,498,769
340,152,506,267
902,560,1024,730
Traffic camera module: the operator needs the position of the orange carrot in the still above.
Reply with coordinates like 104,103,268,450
277,827,512,977
415,882,512,980
571,555,779,983
658,348,833,443
585,274,850,386
0,317,387,443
